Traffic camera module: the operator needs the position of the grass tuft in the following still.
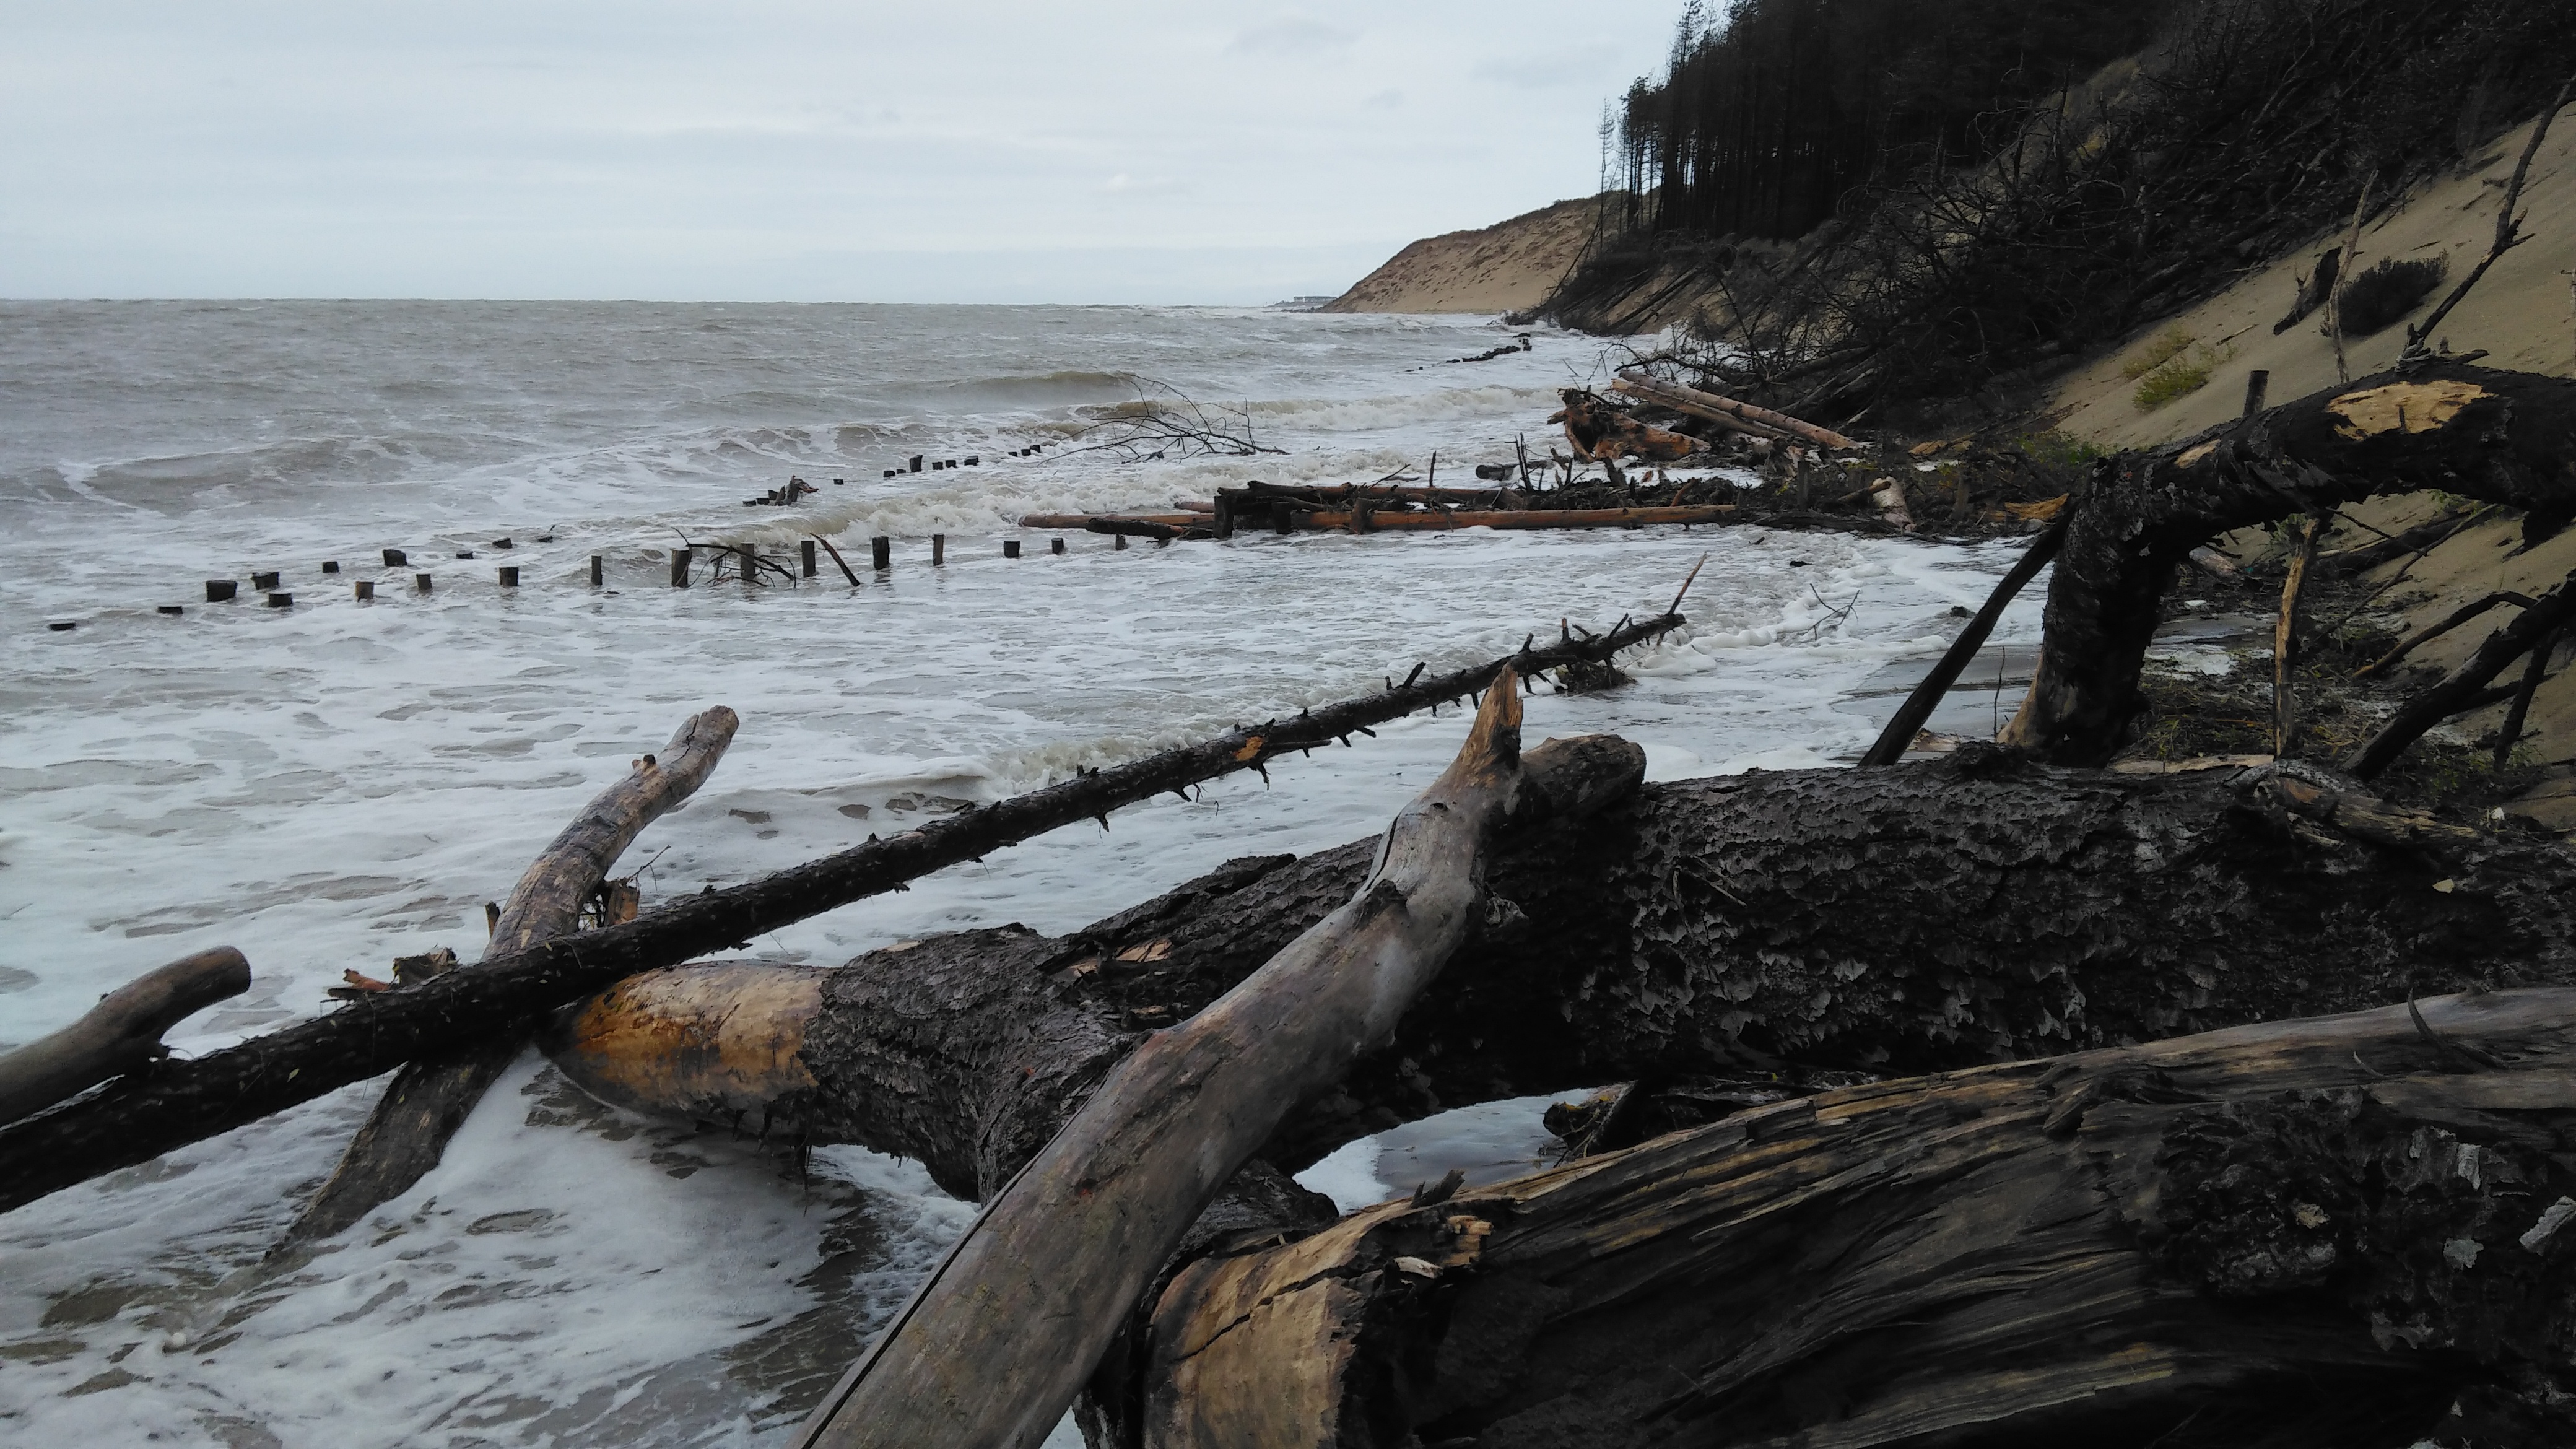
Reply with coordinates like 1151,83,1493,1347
2120,326,2198,380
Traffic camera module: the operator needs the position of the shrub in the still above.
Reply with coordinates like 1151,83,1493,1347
2331,256,2448,337
2133,352,2214,410
2120,326,2198,380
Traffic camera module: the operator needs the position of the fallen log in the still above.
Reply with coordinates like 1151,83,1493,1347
1616,367,1858,449
1131,985,2576,1448
0,614,1685,1216
1609,370,1792,442
2354,588,2537,678
791,677,1645,1448
2003,362,2576,765
0,947,249,1125
1557,389,1698,463
1021,512,1203,529
277,707,738,1246
1295,504,1736,533
1084,516,1194,542
2345,569,2576,780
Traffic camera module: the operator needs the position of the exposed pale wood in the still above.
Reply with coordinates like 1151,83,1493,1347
791,674,1624,1449
1609,372,1792,440
1614,367,1859,448
0,617,1684,1216
280,706,740,1245
1138,986,2576,1448
0,948,250,1126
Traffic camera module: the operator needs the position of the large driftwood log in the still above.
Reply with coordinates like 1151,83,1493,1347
2006,363,2576,764
278,707,739,1246
1131,986,2576,1448
791,674,1633,1448
0,948,248,1125
546,752,2576,1204
0,617,1680,1218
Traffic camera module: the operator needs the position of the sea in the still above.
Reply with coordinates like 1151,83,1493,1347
0,301,2047,1447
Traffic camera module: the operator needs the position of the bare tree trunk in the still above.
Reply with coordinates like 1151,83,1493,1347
1131,985,2576,1448
0,948,248,1125
276,708,739,1247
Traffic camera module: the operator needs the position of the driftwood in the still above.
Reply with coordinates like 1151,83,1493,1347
1310,505,1735,533
278,708,739,1246
1131,986,2576,1448
1613,367,1858,448
2273,513,2320,757
2003,362,2576,765
0,615,1682,1216
0,947,248,1125
2356,588,2537,679
792,682,1645,1448
1857,514,2066,765
1554,389,1699,463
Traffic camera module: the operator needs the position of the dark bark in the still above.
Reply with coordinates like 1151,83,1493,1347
2006,362,2576,764
277,707,739,1247
0,948,248,1125
1132,986,2576,1449
792,679,1633,1449
549,754,2576,1211
1857,515,2065,765
0,616,1681,1218
2348,571,2576,778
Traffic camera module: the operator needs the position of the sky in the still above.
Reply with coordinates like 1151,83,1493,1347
0,1,1679,303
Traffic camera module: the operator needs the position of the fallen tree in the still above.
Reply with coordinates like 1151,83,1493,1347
1131,985,2576,1448
2004,361,2576,764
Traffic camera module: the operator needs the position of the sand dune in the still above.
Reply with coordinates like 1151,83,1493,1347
1322,194,1615,315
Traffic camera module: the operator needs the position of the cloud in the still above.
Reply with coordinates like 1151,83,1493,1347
1471,45,1619,87
1361,89,1403,110
1225,15,1357,58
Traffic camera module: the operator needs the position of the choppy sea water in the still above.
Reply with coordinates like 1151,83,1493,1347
0,302,2045,1446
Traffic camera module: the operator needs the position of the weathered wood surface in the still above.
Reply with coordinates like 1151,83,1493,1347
2004,362,2576,764
1556,388,1699,463
1022,512,1204,529
0,948,249,1126
1612,368,1866,447
1133,986,2576,1448
0,616,1682,1217
2345,568,2576,780
279,707,739,1245
791,673,1631,1448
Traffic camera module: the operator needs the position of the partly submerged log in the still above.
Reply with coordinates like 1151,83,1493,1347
277,707,739,1247
1295,505,1736,533
791,675,1641,1448
0,616,1682,1216
0,948,249,1126
1557,389,1699,463
1133,985,2576,1448
2004,362,2576,765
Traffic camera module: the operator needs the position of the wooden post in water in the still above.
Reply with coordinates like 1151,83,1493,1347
672,549,692,588
931,534,946,566
591,555,604,586
355,581,375,601
322,561,340,575
383,549,407,567
801,541,817,578
266,592,293,608
206,580,237,603
252,571,280,590
871,536,892,570
1004,540,1021,559
739,544,757,584
1115,534,1128,551
500,567,520,588
1051,537,1065,555
417,573,433,594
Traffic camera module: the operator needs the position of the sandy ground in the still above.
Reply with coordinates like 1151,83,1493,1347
1321,194,1613,315
2047,110,2576,821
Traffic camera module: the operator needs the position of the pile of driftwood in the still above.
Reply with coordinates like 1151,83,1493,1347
12,360,2576,1447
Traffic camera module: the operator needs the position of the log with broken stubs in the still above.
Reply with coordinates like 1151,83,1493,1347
0,614,1686,1216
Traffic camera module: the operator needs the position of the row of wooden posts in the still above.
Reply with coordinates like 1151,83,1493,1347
170,534,1100,614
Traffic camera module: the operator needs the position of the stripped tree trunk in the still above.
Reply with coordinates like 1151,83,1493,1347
1130,986,2576,1448
790,679,1657,1448
2004,363,2576,764
278,706,738,1245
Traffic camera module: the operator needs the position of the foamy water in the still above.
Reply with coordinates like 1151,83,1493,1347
0,302,2044,1446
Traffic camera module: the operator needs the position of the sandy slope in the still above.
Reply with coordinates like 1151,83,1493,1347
2047,111,2576,820
1322,195,1614,315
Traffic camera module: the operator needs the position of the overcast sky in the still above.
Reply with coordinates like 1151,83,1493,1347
0,1,1677,303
